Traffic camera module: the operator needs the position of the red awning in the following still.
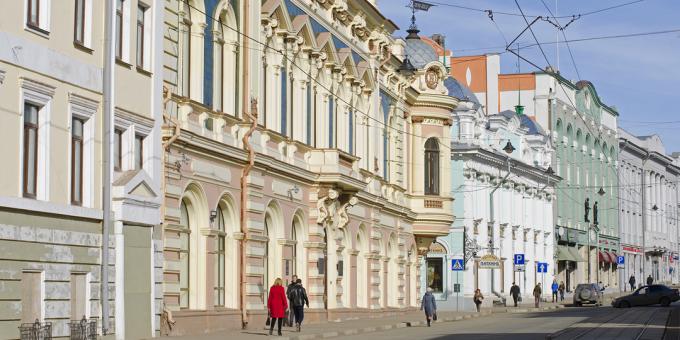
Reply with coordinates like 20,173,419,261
609,252,618,264
599,251,611,263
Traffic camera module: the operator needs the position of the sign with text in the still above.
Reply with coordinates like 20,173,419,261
479,254,500,269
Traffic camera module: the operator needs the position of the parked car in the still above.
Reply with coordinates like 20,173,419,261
612,285,680,308
573,283,603,306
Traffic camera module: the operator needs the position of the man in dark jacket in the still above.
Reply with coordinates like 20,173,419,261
647,275,654,286
286,275,298,326
510,282,521,307
287,279,309,332
629,275,636,291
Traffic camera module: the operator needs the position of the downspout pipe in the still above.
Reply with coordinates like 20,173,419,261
489,158,511,305
240,99,257,328
240,0,251,329
101,0,114,334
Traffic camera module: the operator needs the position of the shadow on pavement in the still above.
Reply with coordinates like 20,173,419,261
427,333,549,340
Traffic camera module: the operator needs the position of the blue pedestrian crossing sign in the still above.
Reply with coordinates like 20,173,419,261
617,256,625,265
514,254,525,265
537,262,548,273
451,259,465,271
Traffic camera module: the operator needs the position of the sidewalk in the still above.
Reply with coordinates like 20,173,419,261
157,305,564,340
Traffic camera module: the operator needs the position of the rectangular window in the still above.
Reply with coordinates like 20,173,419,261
328,96,334,148
21,271,43,322
134,134,143,170
136,5,146,67
215,210,225,306
426,258,443,293
23,103,40,199
280,66,287,136
180,12,191,97
306,83,311,145
74,0,85,44
348,110,354,155
71,117,84,205
115,0,124,59
114,129,123,171
70,273,88,319
27,0,40,28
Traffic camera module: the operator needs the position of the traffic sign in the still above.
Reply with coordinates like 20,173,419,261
514,264,526,272
537,262,548,273
617,256,625,265
451,258,464,271
514,254,525,265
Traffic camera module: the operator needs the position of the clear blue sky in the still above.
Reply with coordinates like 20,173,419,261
379,0,680,153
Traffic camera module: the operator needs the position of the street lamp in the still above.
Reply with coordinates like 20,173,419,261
652,204,659,211
597,187,606,196
487,140,515,305
503,140,516,154
397,56,416,78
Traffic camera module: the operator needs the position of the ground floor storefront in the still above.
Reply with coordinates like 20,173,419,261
555,227,620,292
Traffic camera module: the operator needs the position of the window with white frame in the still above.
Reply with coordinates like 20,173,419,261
69,93,97,207
26,0,51,34
20,78,54,201
73,0,92,47
134,134,144,170
115,0,131,62
136,3,151,70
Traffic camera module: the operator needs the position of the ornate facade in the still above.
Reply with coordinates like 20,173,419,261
160,0,455,335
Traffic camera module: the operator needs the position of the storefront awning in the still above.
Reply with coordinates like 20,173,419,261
568,247,586,262
599,251,611,263
556,245,576,262
609,251,618,264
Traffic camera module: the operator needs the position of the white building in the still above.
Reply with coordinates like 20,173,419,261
619,129,680,289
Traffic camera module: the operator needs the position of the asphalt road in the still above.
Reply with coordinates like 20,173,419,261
341,304,680,340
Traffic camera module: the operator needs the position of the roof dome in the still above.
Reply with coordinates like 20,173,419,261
498,110,546,136
404,38,438,69
444,77,479,104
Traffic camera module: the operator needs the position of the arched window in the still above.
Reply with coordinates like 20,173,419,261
424,138,440,195
214,206,226,306
179,199,190,309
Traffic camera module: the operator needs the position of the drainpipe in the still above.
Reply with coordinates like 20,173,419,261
101,0,115,334
489,158,511,305
240,99,257,328
239,0,252,329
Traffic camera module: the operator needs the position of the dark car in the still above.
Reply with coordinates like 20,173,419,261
612,285,680,308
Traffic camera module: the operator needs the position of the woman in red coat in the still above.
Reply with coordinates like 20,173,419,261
267,278,288,336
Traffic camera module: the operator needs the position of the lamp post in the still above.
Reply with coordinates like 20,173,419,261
488,140,514,305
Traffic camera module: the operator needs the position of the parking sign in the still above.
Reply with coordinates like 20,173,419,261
514,254,525,265
617,256,625,265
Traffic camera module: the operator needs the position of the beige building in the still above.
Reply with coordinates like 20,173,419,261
0,0,164,338
159,0,456,335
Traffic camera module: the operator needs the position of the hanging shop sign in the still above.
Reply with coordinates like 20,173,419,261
479,254,500,269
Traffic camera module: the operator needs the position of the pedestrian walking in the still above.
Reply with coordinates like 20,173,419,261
558,281,565,301
628,275,636,291
267,278,288,336
510,282,521,307
551,280,558,303
533,283,542,308
286,275,298,327
647,274,653,286
473,289,484,312
421,287,437,327
287,279,309,332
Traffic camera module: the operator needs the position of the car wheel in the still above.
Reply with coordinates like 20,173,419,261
620,301,631,308
574,302,582,307
661,297,671,307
